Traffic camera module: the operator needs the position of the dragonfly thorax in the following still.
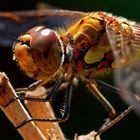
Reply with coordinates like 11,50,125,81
63,14,114,74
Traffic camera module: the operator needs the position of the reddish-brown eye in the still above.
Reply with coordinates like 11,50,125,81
29,26,63,75
13,26,63,80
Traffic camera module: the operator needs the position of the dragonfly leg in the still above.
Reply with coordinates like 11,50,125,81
96,80,120,94
94,106,133,139
16,83,73,129
2,79,63,108
86,79,116,119
15,80,43,94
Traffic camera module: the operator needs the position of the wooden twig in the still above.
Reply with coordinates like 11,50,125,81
0,72,101,140
25,87,66,140
0,72,65,140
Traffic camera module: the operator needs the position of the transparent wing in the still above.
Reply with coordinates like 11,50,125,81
0,9,87,47
106,19,140,115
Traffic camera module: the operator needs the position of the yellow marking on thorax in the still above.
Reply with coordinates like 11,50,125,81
66,14,104,44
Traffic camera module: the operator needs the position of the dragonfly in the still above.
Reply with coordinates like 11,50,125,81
0,9,140,138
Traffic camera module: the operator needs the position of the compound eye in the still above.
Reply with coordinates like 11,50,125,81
29,26,63,76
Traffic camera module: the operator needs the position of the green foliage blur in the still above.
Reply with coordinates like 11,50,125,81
1,0,140,21
0,0,140,140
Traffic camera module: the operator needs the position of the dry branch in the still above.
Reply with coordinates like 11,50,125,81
25,87,65,140
0,72,65,140
0,72,101,140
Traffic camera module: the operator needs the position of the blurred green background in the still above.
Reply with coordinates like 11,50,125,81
1,0,140,21
0,0,140,140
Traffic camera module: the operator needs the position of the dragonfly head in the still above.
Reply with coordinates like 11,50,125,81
13,26,64,80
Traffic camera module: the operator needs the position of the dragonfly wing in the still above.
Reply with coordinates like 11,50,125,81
106,19,140,114
0,9,87,47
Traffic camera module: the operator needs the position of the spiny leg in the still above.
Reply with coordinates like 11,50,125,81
96,80,120,94
15,76,61,94
94,106,133,140
16,82,73,129
15,78,57,94
2,79,63,108
94,80,134,138
86,79,116,119
89,80,134,140
15,80,42,93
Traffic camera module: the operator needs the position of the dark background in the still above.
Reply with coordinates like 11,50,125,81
0,0,140,140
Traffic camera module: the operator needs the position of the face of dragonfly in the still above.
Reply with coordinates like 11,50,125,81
13,26,64,80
